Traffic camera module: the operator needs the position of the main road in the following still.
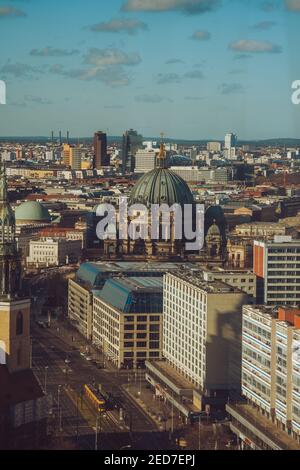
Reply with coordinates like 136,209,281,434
31,322,175,450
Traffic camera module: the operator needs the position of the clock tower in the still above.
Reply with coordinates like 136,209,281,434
0,160,31,373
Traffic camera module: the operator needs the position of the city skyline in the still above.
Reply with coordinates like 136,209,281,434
0,0,300,139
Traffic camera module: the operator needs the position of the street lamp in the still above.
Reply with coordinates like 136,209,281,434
198,415,202,451
95,411,106,451
57,385,63,432
44,366,49,394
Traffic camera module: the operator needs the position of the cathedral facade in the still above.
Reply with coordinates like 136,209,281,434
103,144,227,263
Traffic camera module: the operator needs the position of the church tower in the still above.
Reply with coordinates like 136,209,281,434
0,160,31,373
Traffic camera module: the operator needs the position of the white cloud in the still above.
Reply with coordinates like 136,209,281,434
121,0,220,14
229,39,281,54
285,0,300,11
89,18,148,34
0,6,26,18
30,47,79,57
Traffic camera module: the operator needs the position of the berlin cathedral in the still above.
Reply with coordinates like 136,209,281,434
104,143,227,264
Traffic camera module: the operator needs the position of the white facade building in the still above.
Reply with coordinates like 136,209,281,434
163,270,247,395
26,237,81,267
242,305,300,442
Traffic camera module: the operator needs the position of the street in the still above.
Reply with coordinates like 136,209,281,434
31,322,176,450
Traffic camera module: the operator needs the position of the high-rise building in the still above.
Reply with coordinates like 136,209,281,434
93,131,109,169
253,236,300,305
162,270,247,393
224,133,237,159
71,147,82,170
63,144,82,170
134,147,157,174
225,132,237,150
63,143,72,167
122,129,143,174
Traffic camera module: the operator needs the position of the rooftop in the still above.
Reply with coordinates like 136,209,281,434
93,276,163,313
227,402,300,451
167,269,245,294
77,261,195,290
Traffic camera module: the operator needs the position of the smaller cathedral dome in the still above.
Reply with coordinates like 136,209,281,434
15,201,51,224
207,221,221,237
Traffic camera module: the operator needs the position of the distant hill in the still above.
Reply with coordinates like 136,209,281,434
0,136,300,147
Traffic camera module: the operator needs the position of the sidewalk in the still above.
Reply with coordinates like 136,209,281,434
122,382,185,433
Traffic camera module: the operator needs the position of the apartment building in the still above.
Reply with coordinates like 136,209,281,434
254,236,300,305
226,305,300,449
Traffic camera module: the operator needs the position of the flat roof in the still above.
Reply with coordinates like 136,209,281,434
167,269,244,294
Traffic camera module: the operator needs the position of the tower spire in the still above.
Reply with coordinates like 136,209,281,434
0,156,8,204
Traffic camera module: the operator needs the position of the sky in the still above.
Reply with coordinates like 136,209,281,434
0,0,300,140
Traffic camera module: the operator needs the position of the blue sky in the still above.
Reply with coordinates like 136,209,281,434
0,0,300,140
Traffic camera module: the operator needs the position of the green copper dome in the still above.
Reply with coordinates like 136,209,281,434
15,201,51,223
129,168,194,208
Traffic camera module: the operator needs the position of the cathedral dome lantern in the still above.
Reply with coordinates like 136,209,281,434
129,142,194,208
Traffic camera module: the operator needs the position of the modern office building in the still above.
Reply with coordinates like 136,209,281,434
122,129,143,174
253,236,300,305
63,144,82,170
146,269,247,415
134,148,157,174
70,147,82,170
163,270,247,392
224,133,237,160
63,143,72,167
226,305,300,450
225,133,237,150
68,261,188,341
93,131,109,169
93,277,163,368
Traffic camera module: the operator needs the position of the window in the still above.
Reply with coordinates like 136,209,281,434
150,333,159,341
150,324,160,332
125,316,134,322
150,316,160,322
137,316,147,322
16,311,23,336
124,352,134,358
